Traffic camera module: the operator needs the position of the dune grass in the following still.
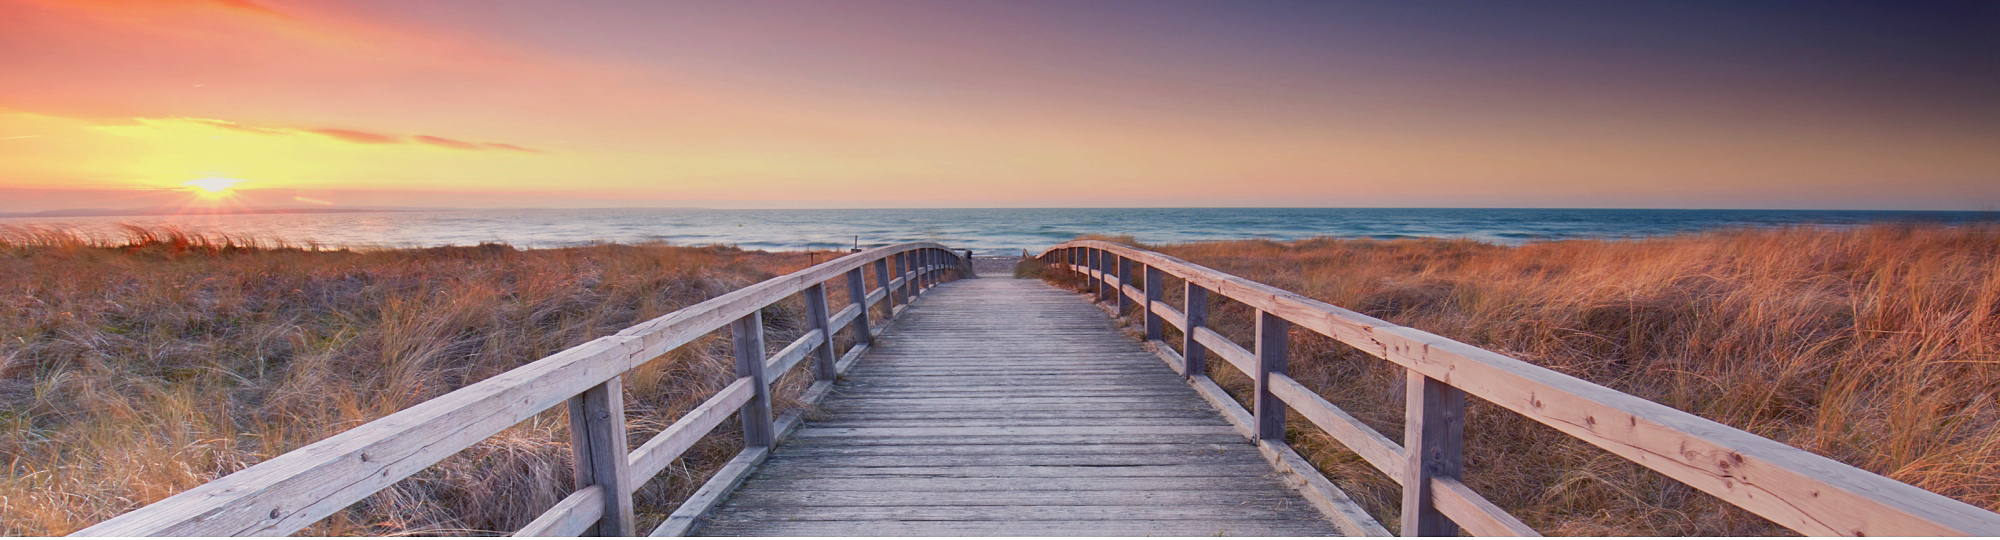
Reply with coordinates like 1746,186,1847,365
1058,225,2000,535
0,226,857,535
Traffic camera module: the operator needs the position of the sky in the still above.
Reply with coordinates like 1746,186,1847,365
1,0,1995,212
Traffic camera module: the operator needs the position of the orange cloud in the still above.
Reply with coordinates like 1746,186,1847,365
412,135,478,150
187,118,286,135
482,142,544,153
308,128,400,144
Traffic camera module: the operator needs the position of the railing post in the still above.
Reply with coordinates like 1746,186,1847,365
1402,371,1465,536
567,377,635,536
803,283,838,381
845,268,873,346
892,252,910,306
1086,248,1100,300
1143,265,1163,341
1116,256,1133,313
1254,310,1289,441
732,312,773,448
874,257,894,311
1104,250,1120,302
1183,283,1208,378
922,249,934,289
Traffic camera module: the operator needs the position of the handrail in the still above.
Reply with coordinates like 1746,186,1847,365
1037,240,2000,537
74,243,968,537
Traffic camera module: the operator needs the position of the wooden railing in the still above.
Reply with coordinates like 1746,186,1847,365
73,243,969,537
1038,240,2000,537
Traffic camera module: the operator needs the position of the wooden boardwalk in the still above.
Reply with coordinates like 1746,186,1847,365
694,278,1340,536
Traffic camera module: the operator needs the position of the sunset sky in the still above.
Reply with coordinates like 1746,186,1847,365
1,0,1995,211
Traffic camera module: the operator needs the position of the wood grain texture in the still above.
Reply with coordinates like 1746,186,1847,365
511,485,603,537
1432,477,1539,537
1039,240,2000,537
1268,373,1404,477
1255,310,1290,442
626,377,754,484
844,268,874,346
1403,372,1465,537
1144,264,1164,341
567,377,635,536
689,278,1344,537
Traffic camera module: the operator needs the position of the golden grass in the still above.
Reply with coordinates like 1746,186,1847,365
1062,224,2000,535
0,225,853,535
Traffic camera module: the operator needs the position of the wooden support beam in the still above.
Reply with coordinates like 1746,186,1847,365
1116,256,1133,313
1255,310,1289,441
892,253,910,306
1143,265,1163,341
803,283,838,381
846,268,873,346
514,485,604,537
626,377,754,483
1402,371,1465,537
1183,283,1208,379
874,258,894,310
567,376,635,536
732,312,773,449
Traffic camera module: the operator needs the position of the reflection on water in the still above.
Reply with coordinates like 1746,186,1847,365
3,207,1995,253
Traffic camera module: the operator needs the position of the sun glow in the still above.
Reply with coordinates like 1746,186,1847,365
183,177,243,196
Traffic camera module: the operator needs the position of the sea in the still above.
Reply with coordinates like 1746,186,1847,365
3,208,1995,254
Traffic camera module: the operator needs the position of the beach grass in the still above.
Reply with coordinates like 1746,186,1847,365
0,225,850,535
1060,224,2000,535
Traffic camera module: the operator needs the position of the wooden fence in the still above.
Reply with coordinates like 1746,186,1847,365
72,243,968,537
1038,240,2000,537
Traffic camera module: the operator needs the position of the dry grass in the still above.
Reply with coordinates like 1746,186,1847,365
1060,225,2000,535
0,225,853,535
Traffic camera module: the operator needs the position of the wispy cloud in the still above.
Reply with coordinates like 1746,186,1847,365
307,128,401,145
187,118,286,135
481,142,544,153
412,135,478,150
177,117,544,152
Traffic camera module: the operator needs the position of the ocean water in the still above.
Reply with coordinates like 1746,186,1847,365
3,208,1995,254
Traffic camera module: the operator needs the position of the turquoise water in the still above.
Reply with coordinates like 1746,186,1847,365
4,208,1995,253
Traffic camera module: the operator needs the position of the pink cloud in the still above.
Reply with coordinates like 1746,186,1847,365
412,134,479,150
481,142,544,153
308,128,400,144
187,118,286,135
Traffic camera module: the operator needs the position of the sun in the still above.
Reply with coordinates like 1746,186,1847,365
182,177,243,197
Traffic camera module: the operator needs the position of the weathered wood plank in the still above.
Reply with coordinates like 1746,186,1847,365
1255,310,1289,441
708,504,1325,522
1403,371,1466,537
512,485,603,537
696,519,1337,537
730,313,773,449
844,267,874,346
749,463,1281,478
627,377,753,483
717,489,1297,507
566,377,634,536
760,328,822,384
797,425,1241,437
1184,282,1209,378
1144,264,1164,341
1193,326,1257,377
1433,477,1539,537
1268,372,1405,477
650,447,769,537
